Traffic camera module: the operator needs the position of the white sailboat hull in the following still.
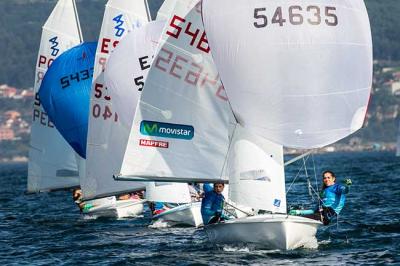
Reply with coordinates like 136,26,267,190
83,199,145,219
152,202,203,227
205,214,321,250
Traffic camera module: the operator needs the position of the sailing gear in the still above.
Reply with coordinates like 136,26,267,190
320,183,349,215
201,184,225,225
289,209,314,216
344,178,352,186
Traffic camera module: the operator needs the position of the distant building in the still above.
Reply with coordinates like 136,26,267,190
0,126,15,141
391,81,400,95
0,84,17,98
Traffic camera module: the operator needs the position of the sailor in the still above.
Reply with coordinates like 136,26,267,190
289,170,352,225
318,170,352,225
201,182,226,225
72,187,92,212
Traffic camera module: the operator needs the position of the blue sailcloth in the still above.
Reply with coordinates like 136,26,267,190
38,42,96,158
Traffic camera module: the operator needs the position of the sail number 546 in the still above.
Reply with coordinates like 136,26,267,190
254,6,338,28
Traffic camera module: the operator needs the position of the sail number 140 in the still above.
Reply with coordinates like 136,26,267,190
253,5,338,28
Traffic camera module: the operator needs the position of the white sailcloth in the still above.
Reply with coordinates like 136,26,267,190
117,0,236,182
145,182,191,203
202,0,373,149
227,125,286,214
156,0,177,21
27,0,82,192
83,0,151,199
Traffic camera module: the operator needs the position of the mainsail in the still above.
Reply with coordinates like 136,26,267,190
227,125,286,213
83,0,151,199
104,20,195,205
116,0,236,182
202,0,373,149
27,0,82,193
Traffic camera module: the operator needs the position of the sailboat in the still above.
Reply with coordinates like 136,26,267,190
200,0,373,249
113,0,372,249
78,0,155,218
27,0,82,193
103,7,204,227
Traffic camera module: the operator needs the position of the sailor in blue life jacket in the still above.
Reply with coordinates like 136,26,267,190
201,182,227,225
289,170,352,225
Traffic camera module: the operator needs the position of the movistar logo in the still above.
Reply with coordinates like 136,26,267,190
49,36,59,56
140,120,194,140
113,14,125,37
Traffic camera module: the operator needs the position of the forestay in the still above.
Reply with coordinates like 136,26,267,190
116,0,236,182
202,0,373,149
227,125,286,213
27,0,82,193
83,0,151,199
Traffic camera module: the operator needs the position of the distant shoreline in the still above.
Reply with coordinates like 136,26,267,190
1,145,397,164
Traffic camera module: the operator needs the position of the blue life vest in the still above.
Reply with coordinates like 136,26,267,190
321,183,349,214
201,184,225,225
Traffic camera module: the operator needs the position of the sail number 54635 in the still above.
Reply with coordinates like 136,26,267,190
253,6,338,28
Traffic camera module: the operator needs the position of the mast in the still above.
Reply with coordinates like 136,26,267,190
72,0,83,42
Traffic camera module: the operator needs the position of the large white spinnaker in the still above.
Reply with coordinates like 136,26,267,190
202,0,373,149
227,125,286,214
116,0,236,182
83,0,151,199
27,0,82,192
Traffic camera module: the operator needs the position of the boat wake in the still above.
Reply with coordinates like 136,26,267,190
148,219,171,229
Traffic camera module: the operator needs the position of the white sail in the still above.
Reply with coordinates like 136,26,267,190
156,0,177,21
145,182,191,203
83,0,151,199
117,0,236,182
227,125,286,214
27,0,82,193
202,0,373,149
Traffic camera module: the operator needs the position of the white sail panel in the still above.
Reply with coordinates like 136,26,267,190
227,126,286,213
202,0,373,149
156,0,177,21
83,0,151,199
118,0,236,182
27,0,81,193
145,182,191,203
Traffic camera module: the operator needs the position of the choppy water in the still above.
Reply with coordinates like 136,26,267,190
0,152,399,265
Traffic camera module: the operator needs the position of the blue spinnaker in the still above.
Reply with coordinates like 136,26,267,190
39,42,96,159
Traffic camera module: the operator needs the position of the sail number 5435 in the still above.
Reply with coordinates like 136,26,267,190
253,6,338,28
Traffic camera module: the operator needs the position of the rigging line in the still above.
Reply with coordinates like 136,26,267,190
311,153,321,209
72,0,83,43
284,150,313,166
303,156,314,201
286,154,310,194
224,200,253,217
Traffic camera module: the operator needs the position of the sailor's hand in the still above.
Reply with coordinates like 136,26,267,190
344,178,352,186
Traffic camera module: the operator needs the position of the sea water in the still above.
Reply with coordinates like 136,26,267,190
0,152,399,265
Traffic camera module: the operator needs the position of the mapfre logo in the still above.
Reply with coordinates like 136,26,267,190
140,120,194,140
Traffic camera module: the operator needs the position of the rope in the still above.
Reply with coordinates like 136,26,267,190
303,156,314,201
286,154,309,194
224,200,254,217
